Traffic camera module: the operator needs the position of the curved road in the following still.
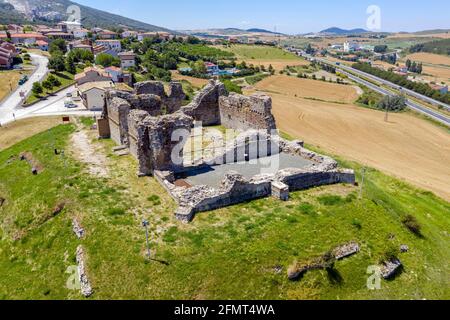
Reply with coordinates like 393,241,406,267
0,53,95,126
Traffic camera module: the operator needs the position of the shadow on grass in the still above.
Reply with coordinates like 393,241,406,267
385,265,405,282
326,268,344,285
147,258,170,266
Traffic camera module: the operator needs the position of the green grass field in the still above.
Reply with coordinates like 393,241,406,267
221,45,302,60
25,70,79,105
0,124,449,300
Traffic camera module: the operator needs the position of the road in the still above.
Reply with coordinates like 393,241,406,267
0,53,95,126
338,70,450,125
300,53,450,126
328,60,450,111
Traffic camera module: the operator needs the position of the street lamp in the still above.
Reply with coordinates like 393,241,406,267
142,220,151,260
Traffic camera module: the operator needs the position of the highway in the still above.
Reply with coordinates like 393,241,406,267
326,60,450,112
338,69,450,126
298,53,450,126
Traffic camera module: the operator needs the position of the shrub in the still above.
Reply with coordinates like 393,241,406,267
147,195,161,206
318,195,343,206
297,203,315,215
223,79,242,94
402,215,422,235
107,208,126,216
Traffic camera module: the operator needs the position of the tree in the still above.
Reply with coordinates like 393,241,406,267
374,45,388,53
47,74,61,87
95,53,120,67
68,48,94,63
49,39,67,55
417,63,423,74
406,59,412,70
48,54,66,72
65,56,76,74
42,80,53,93
32,82,43,96
192,60,207,75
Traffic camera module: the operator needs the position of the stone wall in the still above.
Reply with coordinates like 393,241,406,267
181,80,227,126
108,97,131,146
219,93,277,131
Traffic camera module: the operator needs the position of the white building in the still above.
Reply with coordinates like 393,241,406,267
95,40,122,53
118,51,136,69
78,81,114,111
73,28,89,39
343,42,359,52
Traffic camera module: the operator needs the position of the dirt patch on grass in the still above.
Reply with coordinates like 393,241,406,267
253,77,450,201
19,151,44,173
70,130,109,177
0,70,30,101
0,117,62,151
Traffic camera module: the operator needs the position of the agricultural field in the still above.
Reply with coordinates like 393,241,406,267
218,44,308,70
399,52,450,86
250,75,358,104
0,117,62,151
0,70,30,102
250,75,450,201
0,123,448,300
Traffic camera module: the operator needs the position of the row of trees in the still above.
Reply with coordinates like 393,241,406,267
353,62,450,105
31,74,62,97
405,59,423,74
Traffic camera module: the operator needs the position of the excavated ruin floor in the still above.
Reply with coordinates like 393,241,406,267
177,153,314,188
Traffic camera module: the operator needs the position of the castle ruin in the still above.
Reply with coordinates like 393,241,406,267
97,79,355,222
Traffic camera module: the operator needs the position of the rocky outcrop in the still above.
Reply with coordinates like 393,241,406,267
332,242,360,260
76,246,93,297
380,259,402,279
72,219,85,239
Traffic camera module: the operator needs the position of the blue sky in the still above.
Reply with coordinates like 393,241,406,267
74,0,450,34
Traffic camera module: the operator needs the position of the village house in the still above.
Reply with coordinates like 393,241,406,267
75,67,112,86
122,30,139,38
46,32,74,41
93,44,108,56
118,51,136,69
0,33,47,45
73,28,89,39
137,32,171,41
104,66,132,85
205,62,220,75
78,81,115,111
0,42,17,69
8,24,23,33
430,84,448,94
97,30,118,40
95,39,122,54
36,40,49,51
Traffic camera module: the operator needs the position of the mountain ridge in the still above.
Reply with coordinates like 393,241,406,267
0,0,172,32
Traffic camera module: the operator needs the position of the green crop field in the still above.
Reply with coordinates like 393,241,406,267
221,45,302,60
0,124,449,300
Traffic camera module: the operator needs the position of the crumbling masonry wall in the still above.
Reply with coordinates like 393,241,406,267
219,93,277,131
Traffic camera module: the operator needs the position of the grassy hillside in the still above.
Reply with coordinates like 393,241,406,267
0,124,449,299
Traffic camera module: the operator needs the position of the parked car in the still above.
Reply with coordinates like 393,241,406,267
64,99,77,108
18,75,28,85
